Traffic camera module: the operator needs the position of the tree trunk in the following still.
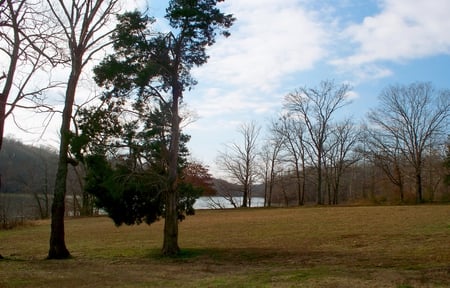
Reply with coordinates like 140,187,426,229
416,171,423,203
162,80,181,256
317,157,323,205
48,62,80,259
242,184,248,207
0,94,7,150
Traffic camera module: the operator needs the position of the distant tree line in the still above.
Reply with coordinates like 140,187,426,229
218,81,450,206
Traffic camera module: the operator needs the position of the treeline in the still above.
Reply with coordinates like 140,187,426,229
217,81,450,206
0,138,86,226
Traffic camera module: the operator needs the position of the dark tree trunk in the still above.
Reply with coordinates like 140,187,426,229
317,155,323,205
416,171,423,203
162,80,181,256
48,62,80,259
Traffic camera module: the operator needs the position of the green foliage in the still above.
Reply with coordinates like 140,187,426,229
71,99,196,226
84,155,163,226
83,154,200,226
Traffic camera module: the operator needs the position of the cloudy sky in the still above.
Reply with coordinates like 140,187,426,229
5,0,450,176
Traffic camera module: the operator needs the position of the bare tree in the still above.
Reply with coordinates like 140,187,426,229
217,122,261,207
46,0,120,259
260,122,285,207
273,115,308,206
363,126,407,202
368,82,450,203
0,0,63,149
284,80,351,204
324,119,361,204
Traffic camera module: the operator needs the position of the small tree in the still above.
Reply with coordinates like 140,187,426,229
217,122,260,207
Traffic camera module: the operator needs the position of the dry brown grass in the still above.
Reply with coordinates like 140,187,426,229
0,205,449,287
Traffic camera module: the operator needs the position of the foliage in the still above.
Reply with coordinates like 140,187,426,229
83,155,200,226
182,161,216,196
71,97,200,226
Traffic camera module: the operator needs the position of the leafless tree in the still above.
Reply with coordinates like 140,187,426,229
46,0,120,259
0,0,64,149
363,126,407,202
284,80,351,204
368,82,450,203
273,115,308,206
259,122,285,207
324,119,361,204
217,122,260,207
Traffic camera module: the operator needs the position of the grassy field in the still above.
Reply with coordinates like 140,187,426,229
0,205,449,287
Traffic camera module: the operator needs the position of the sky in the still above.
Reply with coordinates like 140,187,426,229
4,0,450,177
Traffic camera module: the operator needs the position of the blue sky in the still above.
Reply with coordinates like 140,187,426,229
5,0,450,177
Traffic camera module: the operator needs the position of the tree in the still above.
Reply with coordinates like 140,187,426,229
46,0,120,259
182,160,216,196
364,125,407,202
217,122,260,207
0,0,62,150
93,2,234,255
273,115,308,206
324,119,361,204
368,82,450,203
284,80,351,204
259,135,284,207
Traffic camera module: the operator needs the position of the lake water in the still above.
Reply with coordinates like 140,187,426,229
193,196,265,209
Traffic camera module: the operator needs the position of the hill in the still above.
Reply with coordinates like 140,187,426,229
0,138,58,195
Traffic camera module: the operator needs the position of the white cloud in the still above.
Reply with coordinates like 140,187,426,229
188,0,329,120
334,0,450,69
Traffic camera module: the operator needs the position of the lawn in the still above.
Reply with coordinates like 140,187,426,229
0,205,449,287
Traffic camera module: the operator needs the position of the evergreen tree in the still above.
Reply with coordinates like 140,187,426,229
93,1,234,255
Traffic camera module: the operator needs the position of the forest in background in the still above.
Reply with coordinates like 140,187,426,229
1,134,449,229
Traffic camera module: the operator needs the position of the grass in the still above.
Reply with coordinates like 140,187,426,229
0,205,449,287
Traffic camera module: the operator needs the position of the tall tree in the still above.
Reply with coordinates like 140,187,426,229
0,0,62,150
368,82,450,203
46,0,120,259
324,119,361,204
364,125,407,202
217,122,260,207
273,115,308,206
259,124,285,207
93,1,234,255
284,80,351,205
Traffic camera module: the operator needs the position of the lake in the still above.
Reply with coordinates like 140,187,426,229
193,196,265,209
